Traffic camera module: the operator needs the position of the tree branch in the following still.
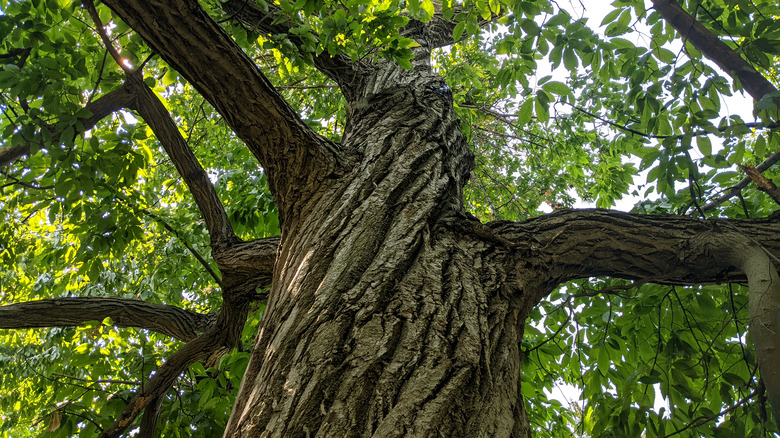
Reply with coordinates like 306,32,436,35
0,297,216,342
699,151,780,212
125,72,238,249
212,236,280,293
0,84,135,168
740,164,780,207
651,0,778,103
101,0,348,215
82,0,237,249
97,299,250,438
487,209,780,293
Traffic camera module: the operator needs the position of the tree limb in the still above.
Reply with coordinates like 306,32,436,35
125,72,238,249
82,0,237,249
0,297,216,342
651,0,778,103
101,0,348,215
97,299,250,438
0,84,135,168
212,236,280,293
487,209,780,293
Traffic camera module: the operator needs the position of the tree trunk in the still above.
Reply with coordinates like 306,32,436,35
225,64,533,437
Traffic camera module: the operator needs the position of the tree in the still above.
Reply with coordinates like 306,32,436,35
1,0,780,436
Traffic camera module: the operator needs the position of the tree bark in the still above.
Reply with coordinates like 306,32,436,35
0,297,215,342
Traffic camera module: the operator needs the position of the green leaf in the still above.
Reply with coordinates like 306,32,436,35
453,21,466,41
541,81,570,96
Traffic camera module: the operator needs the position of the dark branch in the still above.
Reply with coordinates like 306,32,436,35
132,203,222,285
97,299,250,438
487,209,780,298
740,164,780,206
82,4,237,249
125,72,238,249
0,297,216,342
101,0,347,215
0,84,135,168
651,0,778,103
213,236,280,293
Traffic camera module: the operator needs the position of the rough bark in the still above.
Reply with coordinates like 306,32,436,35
0,297,216,342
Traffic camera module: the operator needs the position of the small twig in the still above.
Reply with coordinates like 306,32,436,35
83,0,130,72
52,374,141,386
569,280,644,299
112,193,222,285
525,307,571,354
662,389,758,437
0,169,54,190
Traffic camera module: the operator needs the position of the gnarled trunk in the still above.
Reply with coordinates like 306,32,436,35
226,65,534,437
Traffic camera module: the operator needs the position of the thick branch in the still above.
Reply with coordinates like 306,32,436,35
0,297,216,342
212,236,280,292
0,84,134,167
101,0,346,213
125,73,236,248
488,209,780,293
652,0,778,103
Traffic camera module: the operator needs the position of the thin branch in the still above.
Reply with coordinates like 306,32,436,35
0,84,135,168
740,164,780,206
113,193,222,285
124,72,237,248
700,151,780,212
523,310,571,354
569,281,644,299
52,374,141,386
0,169,54,190
97,301,250,438
83,0,130,73
662,389,758,437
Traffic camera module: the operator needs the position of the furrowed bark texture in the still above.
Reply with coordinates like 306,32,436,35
0,297,215,342
225,63,536,436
